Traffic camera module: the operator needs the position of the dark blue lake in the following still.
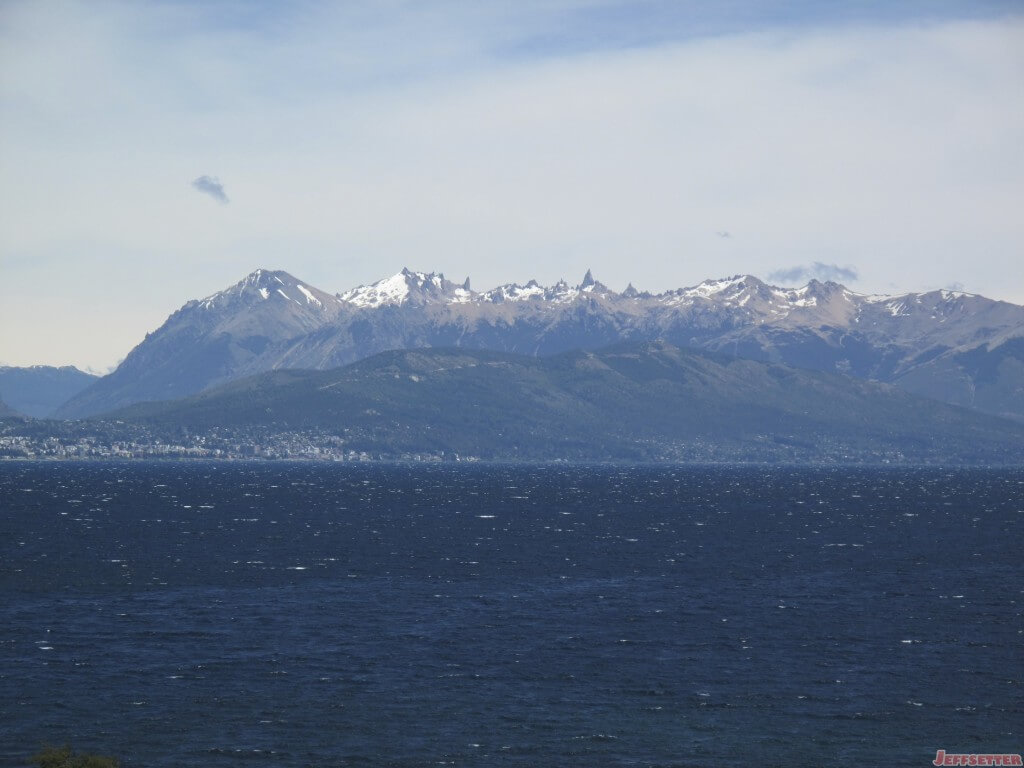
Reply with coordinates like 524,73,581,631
1,462,1021,767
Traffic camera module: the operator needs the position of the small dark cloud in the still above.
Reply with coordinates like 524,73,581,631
191,175,229,204
716,230,731,239
767,261,858,285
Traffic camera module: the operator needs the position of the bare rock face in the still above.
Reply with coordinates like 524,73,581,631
55,267,1024,421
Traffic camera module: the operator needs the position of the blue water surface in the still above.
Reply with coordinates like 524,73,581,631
1,462,1021,767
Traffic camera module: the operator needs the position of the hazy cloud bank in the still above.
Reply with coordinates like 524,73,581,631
768,263,859,285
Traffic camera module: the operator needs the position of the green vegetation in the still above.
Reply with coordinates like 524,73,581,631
32,745,119,768
105,341,1024,464
4,341,1023,464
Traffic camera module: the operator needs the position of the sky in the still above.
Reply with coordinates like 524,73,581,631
1,1,1023,371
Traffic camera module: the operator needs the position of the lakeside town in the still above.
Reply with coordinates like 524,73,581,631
0,415,922,465
0,419,430,462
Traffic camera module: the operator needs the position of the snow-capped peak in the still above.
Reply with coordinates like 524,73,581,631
693,275,747,295
659,275,756,305
578,269,614,294
339,271,411,308
196,268,1005,329
338,268,474,308
483,280,547,303
197,268,339,311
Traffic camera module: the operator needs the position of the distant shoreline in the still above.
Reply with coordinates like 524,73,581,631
2,455,1021,469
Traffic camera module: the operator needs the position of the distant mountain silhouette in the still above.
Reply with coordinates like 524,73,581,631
0,365,98,418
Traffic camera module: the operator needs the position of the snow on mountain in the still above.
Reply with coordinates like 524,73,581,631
55,267,1024,421
482,271,618,305
54,269,343,418
481,280,546,303
197,268,341,313
339,268,473,308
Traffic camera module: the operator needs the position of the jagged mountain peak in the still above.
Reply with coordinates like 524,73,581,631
339,268,475,308
247,267,291,282
801,278,848,298
54,265,1024,423
660,274,758,303
858,285,992,320
196,268,340,313
578,269,614,295
233,267,300,293
482,271,619,304
676,274,760,295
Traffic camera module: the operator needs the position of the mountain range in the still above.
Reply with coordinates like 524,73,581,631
53,267,1024,422
109,341,1024,464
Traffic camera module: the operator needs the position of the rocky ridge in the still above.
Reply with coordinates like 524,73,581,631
54,267,1024,421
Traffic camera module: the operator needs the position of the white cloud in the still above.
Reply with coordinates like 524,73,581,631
768,263,859,285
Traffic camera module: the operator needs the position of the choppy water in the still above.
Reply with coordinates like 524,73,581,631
1,462,1021,767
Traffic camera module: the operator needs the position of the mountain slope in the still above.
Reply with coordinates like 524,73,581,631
0,365,98,418
55,270,343,418
112,342,1024,464
0,398,21,418
890,334,1024,422
57,267,1024,420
